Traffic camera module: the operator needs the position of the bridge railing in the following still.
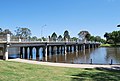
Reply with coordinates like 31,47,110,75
0,34,100,44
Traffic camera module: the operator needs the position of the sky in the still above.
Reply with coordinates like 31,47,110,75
0,0,120,38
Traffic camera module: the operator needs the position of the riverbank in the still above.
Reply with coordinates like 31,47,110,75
0,59,120,81
100,44,120,47
8,59,120,69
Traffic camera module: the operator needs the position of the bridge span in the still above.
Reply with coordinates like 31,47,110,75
0,41,100,61
0,34,100,61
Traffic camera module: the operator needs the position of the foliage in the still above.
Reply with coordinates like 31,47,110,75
71,37,78,41
63,30,70,41
41,37,47,41
2,29,12,35
51,32,57,41
104,30,120,45
89,35,105,43
58,35,62,41
15,27,31,39
30,36,38,41
78,30,91,41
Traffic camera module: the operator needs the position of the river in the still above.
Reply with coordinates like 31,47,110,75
7,47,120,64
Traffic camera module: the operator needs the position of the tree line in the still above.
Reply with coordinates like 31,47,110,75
104,30,120,45
0,27,105,43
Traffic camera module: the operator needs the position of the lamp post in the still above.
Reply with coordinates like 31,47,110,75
41,24,46,41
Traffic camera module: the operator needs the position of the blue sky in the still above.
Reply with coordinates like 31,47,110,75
0,0,120,38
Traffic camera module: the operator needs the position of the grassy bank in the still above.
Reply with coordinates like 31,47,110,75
100,44,120,47
100,44,112,47
0,61,120,81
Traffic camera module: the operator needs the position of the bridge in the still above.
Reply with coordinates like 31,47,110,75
0,34,100,61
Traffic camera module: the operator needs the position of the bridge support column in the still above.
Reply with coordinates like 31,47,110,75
64,44,67,54
57,46,60,54
83,44,85,51
77,45,79,52
45,44,48,61
67,46,69,52
24,47,28,59
3,44,9,60
76,44,78,52
20,47,23,58
70,46,72,52
74,45,76,52
47,46,49,56
29,47,33,59
88,44,90,49
36,47,39,60
51,46,54,55
61,46,63,54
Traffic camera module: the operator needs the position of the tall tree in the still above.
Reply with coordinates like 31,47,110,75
51,32,57,41
78,30,91,42
3,29,12,35
58,35,62,41
15,27,31,39
104,32,109,43
63,30,70,41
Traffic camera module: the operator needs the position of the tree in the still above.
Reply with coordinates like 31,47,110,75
3,29,12,35
0,28,3,35
109,31,120,45
58,35,62,41
94,36,101,42
89,36,95,42
78,30,91,42
104,32,109,43
51,32,57,41
30,36,38,41
104,30,120,45
71,37,78,42
63,30,70,41
15,27,31,39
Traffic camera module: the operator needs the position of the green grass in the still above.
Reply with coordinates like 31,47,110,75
0,60,120,81
100,44,120,47
100,44,112,47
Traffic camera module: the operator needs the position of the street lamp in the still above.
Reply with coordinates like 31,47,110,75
41,24,47,41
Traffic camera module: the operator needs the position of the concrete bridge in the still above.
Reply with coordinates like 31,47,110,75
0,34,100,61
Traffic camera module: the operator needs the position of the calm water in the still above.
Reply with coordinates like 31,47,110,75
8,47,120,64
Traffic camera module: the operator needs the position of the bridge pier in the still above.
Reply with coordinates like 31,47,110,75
83,44,86,51
3,44,9,60
76,44,78,52
20,47,23,59
70,46,72,52
45,45,48,61
64,44,67,54
36,47,39,60
57,46,60,54
29,47,33,59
